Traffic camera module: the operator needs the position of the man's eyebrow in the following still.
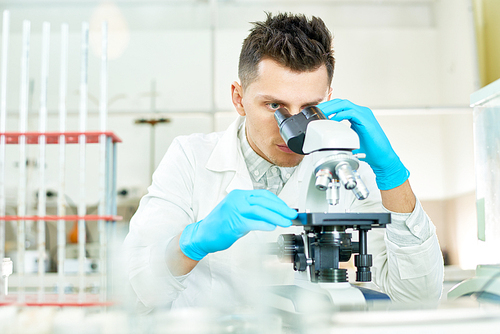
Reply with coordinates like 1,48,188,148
256,94,323,106
256,94,286,104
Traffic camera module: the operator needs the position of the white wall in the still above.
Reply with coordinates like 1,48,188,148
1,0,478,207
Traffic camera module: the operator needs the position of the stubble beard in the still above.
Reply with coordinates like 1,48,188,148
267,150,304,168
247,129,304,167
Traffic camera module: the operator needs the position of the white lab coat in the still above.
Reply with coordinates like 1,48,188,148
124,116,444,311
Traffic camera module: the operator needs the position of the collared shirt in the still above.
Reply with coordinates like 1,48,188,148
238,122,296,195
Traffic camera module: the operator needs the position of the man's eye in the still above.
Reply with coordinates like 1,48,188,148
268,103,281,110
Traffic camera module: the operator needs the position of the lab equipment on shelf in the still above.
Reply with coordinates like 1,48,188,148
0,10,120,307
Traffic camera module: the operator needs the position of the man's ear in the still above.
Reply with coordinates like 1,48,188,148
231,81,246,116
327,86,333,101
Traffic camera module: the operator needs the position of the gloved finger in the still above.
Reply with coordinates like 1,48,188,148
352,148,364,157
318,99,372,129
242,205,294,228
243,218,279,232
328,109,358,124
247,191,297,219
317,98,357,117
247,189,296,212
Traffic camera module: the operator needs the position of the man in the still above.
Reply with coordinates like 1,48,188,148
124,12,443,312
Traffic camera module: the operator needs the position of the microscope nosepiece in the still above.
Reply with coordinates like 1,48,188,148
335,162,357,190
352,170,370,200
315,169,333,191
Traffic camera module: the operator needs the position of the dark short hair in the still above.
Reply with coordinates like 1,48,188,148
238,12,335,89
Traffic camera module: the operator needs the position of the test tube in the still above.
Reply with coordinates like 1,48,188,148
0,10,10,300
98,21,108,302
78,22,89,303
37,21,50,302
57,23,68,302
17,20,31,303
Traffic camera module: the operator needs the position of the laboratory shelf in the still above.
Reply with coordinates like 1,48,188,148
0,131,121,144
0,294,114,307
0,215,122,222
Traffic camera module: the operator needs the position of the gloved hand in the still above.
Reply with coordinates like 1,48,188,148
179,189,297,261
317,98,409,191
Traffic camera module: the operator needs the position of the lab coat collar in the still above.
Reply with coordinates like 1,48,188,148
205,116,253,193
206,115,245,173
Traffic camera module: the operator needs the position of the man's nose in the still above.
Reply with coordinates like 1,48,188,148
288,107,303,116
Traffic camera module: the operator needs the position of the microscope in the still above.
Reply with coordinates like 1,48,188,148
270,107,391,311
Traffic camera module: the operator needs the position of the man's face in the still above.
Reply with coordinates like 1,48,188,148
231,58,332,167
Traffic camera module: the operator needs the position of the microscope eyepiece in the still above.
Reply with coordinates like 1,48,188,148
274,106,328,155
303,106,327,120
274,108,291,126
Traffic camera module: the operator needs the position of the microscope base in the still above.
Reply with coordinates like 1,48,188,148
268,282,390,314
318,282,364,306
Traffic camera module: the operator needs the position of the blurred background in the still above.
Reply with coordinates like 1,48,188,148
1,0,499,273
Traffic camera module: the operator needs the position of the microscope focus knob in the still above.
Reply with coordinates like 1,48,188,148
355,254,373,282
277,234,307,272
277,234,299,263
294,253,308,271
356,269,372,282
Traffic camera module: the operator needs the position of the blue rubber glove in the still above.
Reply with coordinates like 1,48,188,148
179,189,298,261
317,99,409,191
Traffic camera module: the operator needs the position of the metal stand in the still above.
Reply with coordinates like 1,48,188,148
272,212,391,316
278,212,390,284
0,12,120,307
